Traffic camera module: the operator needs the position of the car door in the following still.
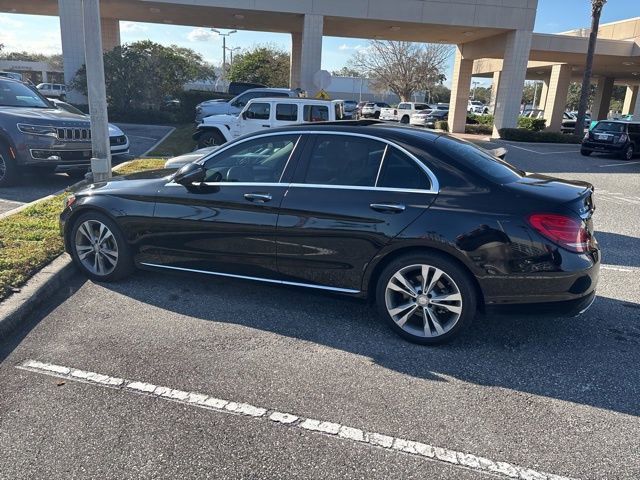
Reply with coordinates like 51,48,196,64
139,133,303,280
240,102,272,135
276,133,439,292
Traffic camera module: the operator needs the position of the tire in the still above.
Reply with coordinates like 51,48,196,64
67,169,89,180
400,115,409,124
621,144,634,161
0,144,20,187
197,130,226,149
69,211,134,282
374,112,380,119
375,252,477,345
580,149,592,157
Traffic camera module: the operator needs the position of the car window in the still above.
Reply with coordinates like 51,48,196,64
303,105,329,122
245,102,270,120
0,81,50,108
53,85,61,91
628,124,640,134
203,134,299,183
415,104,428,110
377,148,431,190
593,122,626,133
436,136,522,184
303,135,386,186
276,103,298,121
399,103,410,110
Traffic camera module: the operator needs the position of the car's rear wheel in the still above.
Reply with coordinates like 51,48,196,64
70,212,134,282
197,130,225,149
0,144,19,187
621,144,634,161
375,253,477,345
374,112,380,119
400,115,409,124
580,149,592,157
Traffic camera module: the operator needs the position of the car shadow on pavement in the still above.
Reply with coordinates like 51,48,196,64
96,270,640,418
596,231,640,267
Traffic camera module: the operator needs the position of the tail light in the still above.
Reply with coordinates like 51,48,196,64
527,213,590,253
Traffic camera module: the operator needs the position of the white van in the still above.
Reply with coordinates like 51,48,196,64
36,83,67,99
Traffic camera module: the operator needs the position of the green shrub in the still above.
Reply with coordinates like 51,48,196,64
465,124,493,135
435,120,449,131
469,114,494,126
517,116,546,131
498,128,582,143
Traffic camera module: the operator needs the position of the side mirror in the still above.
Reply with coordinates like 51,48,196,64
174,162,206,186
241,111,247,119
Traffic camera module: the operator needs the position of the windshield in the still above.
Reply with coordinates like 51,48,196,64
0,81,50,108
593,121,626,133
436,136,523,184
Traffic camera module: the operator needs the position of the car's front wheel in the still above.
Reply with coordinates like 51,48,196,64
621,144,634,161
580,149,592,157
70,212,134,282
0,144,19,187
376,253,477,345
197,130,225,149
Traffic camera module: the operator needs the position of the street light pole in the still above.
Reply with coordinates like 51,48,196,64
225,46,241,66
211,28,237,82
472,81,480,100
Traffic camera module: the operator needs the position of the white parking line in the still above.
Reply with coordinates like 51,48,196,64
601,264,640,273
17,360,576,480
597,161,640,167
504,144,580,155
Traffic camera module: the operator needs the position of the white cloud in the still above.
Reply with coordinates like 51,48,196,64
0,14,23,28
121,21,148,33
2,30,61,55
338,44,366,51
187,27,218,42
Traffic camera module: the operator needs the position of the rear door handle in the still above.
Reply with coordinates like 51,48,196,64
244,193,272,203
370,203,406,213
261,124,270,128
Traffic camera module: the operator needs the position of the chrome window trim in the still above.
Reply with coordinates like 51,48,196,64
181,129,440,193
140,263,360,294
374,144,388,186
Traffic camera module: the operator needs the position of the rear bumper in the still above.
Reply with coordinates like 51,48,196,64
581,141,625,153
486,290,597,318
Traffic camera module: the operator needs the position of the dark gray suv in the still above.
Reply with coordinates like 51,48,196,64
0,78,107,186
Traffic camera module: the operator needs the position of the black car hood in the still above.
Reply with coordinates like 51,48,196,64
74,169,174,195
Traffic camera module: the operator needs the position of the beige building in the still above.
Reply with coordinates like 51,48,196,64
0,1,638,136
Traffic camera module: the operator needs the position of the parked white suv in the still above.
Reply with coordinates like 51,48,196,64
36,83,67,99
194,98,345,148
195,88,301,122
380,102,430,123
467,100,489,114
361,102,390,119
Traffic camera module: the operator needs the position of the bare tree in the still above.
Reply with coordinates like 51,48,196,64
348,41,453,102
574,0,607,136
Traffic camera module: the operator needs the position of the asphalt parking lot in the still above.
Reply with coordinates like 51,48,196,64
1,141,639,479
0,123,172,215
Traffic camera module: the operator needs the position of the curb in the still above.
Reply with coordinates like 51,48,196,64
0,254,76,340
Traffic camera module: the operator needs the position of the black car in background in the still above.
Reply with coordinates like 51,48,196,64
581,120,640,160
61,123,599,345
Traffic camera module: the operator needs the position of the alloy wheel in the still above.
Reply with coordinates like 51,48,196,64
0,154,6,183
74,220,119,276
384,264,463,338
625,146,633,160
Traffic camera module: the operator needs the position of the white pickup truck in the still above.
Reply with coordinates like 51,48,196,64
193,98,345,148
379,102,430,124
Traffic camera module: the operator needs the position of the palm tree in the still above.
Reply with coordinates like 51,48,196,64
574,0,607,136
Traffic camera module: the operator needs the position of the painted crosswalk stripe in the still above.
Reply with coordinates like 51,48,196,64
17,360,577,480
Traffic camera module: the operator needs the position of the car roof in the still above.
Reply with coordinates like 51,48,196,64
246,97,336,104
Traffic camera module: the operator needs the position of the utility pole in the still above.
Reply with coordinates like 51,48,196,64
82,0,111,182
211,29,236,82
472,81,479,100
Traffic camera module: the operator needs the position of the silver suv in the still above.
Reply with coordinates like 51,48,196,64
0,78,126,187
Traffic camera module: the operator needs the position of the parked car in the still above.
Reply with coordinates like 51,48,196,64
380,102,430,123
0,71,23,81
164,146,219,169
355,101,367,118
468,100,489,114
48,98,130,158
228,81,267,96
194,97,345,148
36,83,67,99
581,120,639,160
342,100,358,120
410,109,448,128
61,122,599,345
361,102,390,119
0,77,115,186
195,88,300,122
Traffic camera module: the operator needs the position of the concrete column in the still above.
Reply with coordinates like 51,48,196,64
622,85,639,115
100,18,121,52
542,64,571,132
449,47,473,133
300,14,323,96
538,77,549,111
59,0,86,103
631,88,640,121
489,71,500,114
290,32,302,89
493,29,533,137
592,77,614,120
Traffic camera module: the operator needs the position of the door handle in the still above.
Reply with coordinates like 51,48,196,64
261,124,270,128
244,193,272,202
370,203,406,213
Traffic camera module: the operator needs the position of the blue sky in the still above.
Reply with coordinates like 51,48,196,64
0,0,636,87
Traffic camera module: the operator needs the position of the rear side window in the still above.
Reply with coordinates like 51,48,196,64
276,103,298,121
628,124,640,134
377,148,431,190
436,136,522,184
303,135,385,186
398,103,410,110
304,105,329,122
593,122,626,133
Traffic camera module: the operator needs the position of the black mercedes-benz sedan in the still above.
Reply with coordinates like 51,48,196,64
60,122,600,344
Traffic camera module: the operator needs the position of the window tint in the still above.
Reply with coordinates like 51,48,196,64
276,103,298,121
628,124,640,134
377,148,431,190
0,81,49,108
304,105,329,122
437,136,522,184
303,135,385,186
245,102,270,120
593,121,626,133
399,103,410,110
203,134,299,183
